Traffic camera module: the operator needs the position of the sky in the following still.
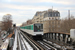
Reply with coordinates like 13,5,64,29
0,0,75,26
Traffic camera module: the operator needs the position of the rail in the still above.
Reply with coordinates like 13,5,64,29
20,31,44,50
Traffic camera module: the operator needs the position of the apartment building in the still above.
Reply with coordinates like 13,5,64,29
32,9,60,33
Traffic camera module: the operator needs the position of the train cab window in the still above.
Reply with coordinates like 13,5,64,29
34,24,43,32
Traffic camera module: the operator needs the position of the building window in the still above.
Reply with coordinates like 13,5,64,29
52,21,54,24
41,21,42,22
58,25,60,27
55,14,56,17
58,21,60,24
49,18,51,19
49,29,51,32
50,14,52,17
37,18,39,19
58,13,60,16
37,21,39,22
52,18,54,19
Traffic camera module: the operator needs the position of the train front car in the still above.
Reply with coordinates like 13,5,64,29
20,23,43,40
33,23,43,40
34,23,43,35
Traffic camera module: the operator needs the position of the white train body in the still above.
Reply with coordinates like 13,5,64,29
20,23,43,36
21,29,43,36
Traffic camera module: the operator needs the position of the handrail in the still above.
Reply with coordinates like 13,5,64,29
0,38,9,50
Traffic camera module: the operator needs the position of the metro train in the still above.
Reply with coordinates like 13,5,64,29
20,23,43,40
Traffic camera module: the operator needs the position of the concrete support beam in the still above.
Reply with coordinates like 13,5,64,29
60,34,63,42
53,33,55,40
56,33,58,41
65,35,68,43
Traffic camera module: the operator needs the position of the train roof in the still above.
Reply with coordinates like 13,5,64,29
21,23,43,27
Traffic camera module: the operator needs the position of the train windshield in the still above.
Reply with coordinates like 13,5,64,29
34,24,43,32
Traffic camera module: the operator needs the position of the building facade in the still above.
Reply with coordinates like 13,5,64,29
0,21,3,31
32,11,44,23
21,19,33,26
32,9,60,33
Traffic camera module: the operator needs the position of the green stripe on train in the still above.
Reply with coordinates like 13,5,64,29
20,25,33,30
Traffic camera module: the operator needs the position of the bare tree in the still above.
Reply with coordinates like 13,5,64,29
60,15,75,33
2,14,13,31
